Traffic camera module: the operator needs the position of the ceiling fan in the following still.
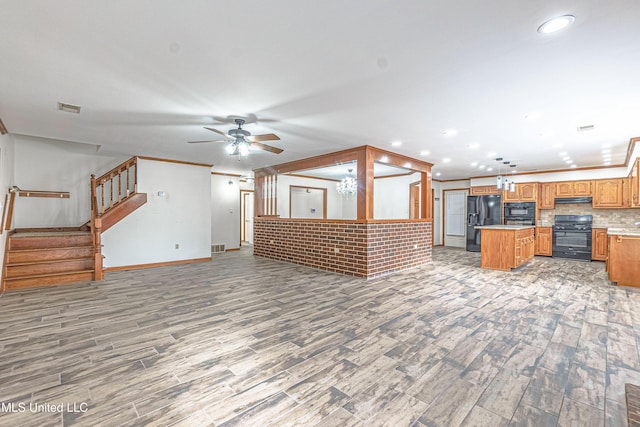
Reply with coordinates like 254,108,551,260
188,118,282,155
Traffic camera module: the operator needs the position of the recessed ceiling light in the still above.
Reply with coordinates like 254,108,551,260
469,143,480,149
604,162,611,166
442,130,457,137
537,15,575,34
562,156,571,161
442,158,451,163
576,124,595,132
436,172,442,176
404,162,412,168
479,165,486,170
559,151,568,156
552,144,563,149
601,148,611,154
57,102,81,114
420,150,430,156
487,167,493,171
570,164,577,168
391,141,402,147
602,143,611,148
565,160,573,164
471,161,478,167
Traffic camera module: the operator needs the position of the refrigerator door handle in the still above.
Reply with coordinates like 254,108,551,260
468,213,476,225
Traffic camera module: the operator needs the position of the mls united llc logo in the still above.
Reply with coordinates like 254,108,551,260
1,401,89,413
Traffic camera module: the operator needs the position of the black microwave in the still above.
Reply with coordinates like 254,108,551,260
504,202,536,220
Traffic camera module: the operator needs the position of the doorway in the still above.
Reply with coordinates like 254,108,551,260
240,190,254,245
409,181,420,219
443,189,468,248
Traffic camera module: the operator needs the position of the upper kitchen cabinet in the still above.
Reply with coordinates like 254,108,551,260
593,178,625,208
631,157,639,208
503,182,538,202
539,183,555,209
470,185,500,195
555,180,593,197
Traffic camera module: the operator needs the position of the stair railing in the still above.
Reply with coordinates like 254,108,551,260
90,156,138,280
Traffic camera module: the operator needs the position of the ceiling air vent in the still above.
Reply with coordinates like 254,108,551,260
57,102,81,114
577,124,595,132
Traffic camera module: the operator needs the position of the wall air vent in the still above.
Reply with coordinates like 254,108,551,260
211,244,225,253
577,124,595,132
57,102,81,114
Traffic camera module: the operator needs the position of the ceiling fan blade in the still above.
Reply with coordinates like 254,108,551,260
187,139,230,143
247,133,280,142
250,142,283,154
204,127,232,139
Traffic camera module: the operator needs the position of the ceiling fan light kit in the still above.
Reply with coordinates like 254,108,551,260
189,117,282,156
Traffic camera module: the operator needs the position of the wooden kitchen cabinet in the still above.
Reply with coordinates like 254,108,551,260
591,228,608,261
479,226,535,271
630,157,639,207
503,182,538,202
470,185,500,195
608,232,640,287
535,226,552,256
539,183,555,209
593,178,625,208
555,180,593,198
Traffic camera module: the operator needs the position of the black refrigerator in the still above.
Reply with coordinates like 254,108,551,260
466,194,502,252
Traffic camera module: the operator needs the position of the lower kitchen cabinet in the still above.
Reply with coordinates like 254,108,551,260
535,226,552,256
591,228,608,261
608,232,640,287
479,226,535,271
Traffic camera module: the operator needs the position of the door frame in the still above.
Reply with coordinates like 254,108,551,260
240,189,254,245
442,188,469,248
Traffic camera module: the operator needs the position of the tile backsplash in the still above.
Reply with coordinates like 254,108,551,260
540,204,640,228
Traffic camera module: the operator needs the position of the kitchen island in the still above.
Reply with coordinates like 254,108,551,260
607,228,640,287
475,225,536,271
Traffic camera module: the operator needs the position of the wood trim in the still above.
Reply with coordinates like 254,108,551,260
375,172,414,179
441,188,469,247
17,189,70,198
254,217,432,224
211,171,242,177
625,137,639,167
5,191,16,231
225,248,241,252
0,116,7,135
286,173,341,182
104,257,212,272
137,156,213,168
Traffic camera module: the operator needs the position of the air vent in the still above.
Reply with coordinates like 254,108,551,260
57,102,81,114
577,124,595,132
211,244,225,253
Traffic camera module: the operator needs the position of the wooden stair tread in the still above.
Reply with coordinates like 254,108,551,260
11,231,90,237
9,245,94,253
6,256,94,267
4,269,95,280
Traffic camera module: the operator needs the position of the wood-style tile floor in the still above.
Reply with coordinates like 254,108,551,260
1,246,639,426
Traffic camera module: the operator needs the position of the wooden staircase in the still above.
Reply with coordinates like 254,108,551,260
1,156,146,292
4,230,94,290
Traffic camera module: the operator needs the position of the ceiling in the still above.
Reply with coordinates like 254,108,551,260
1,1,639,180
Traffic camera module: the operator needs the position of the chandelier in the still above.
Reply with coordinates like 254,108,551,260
336,169,357,195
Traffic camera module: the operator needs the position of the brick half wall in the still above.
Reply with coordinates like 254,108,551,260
253,219,432,278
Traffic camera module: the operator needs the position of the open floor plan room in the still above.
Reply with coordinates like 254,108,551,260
1,247,639,426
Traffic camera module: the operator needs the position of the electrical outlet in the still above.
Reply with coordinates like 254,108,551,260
175,243,179,249
334,248,340,253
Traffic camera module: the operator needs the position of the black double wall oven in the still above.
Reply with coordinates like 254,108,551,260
503,202,536,225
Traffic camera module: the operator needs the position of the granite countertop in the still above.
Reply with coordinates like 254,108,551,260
537,222,553,227
607,228,640,236
475,225,536,230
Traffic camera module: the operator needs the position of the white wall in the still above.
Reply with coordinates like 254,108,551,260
0,133,16,288
374,173,421,219
13,135,126,227
211,174,241,250
101,158,211,267
291,187,325,219
277,175,356,219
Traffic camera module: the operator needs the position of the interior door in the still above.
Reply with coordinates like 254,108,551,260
443,189,469,248
241,191,254,244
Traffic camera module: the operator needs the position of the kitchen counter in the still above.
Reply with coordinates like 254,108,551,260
475,225,536,231
477,226,535,271
607,228,640,237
